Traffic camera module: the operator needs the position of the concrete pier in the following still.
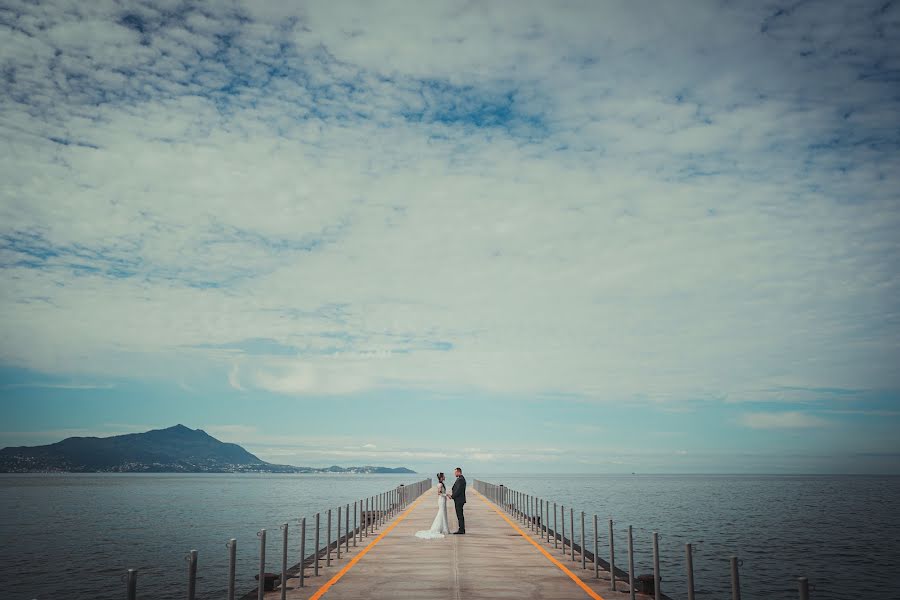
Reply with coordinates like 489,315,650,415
266,487,649,600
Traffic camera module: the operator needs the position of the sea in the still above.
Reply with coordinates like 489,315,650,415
0,473,897,600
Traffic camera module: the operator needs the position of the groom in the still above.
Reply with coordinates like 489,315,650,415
449,466,466,534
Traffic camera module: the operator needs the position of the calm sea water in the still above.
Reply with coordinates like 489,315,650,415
0,473,423,600
0,474,898,599
478,474,900,600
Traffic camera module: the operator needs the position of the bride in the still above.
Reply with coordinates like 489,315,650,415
415,472,450,539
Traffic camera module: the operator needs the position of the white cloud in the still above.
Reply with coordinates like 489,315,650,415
227,364,244,391
738,411,830,430
0,0,898,406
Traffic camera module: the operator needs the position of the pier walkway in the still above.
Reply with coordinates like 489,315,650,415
268,486,642,600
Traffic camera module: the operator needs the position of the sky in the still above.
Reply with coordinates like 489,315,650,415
1,1,899,474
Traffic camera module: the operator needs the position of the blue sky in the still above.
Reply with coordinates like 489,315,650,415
1,1,899,474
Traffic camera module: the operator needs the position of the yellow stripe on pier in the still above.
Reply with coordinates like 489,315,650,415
272,486,641,600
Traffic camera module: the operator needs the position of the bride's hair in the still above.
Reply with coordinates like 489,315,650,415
437,472,444,482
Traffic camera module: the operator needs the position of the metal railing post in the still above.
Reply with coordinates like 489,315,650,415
353,501,358,546
126,569,137,600
226,539,236,600
581,512,586,569
539,498,545,540
570,507,575,561
257,529,266,600
345,504,350,553
336,507,342,560
686,543,695,600
559,504,566,556
326,509,332,567
594,514,599,578
653,531,661,600
731,556,741,600
554,503,559,549
186,549,197,600
280,524,288,600
365,498,369,537
609,519,616,591
628,526,635,600
299,518,306,588
314,514,320,576
546,499,551,543
798,577,809,600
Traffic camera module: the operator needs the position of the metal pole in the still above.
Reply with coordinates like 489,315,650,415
554,503,559,549
353,501,358,546
628,526,635,600
126,569,137,600
275,524,286,600
609,519,616,590
798,577,809,600
365,498,369,537
545,499,550,543
227,539,236,600
345,504,350,553
581,512,586,569
560,505,566,554
541,499,546,538
314,514,320,576
336,507,342,560
653,531,661,600
326,509,332,567
299,518,306,588
686,543,695,600
570,507,575,561
541,499,547,541
594,515,599,578
257,529,266,600
538,498,542,533
731,556,741,600
186,549,197,600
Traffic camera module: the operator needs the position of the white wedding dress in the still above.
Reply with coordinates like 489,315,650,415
415,482,450,539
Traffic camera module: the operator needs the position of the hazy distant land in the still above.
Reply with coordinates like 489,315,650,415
0,424,415,474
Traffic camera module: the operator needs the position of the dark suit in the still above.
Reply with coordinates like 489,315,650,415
451,475,467,532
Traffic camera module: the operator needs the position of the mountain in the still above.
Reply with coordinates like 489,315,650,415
0,425,415,474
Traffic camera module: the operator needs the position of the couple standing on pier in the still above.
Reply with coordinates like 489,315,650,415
415,467,466,539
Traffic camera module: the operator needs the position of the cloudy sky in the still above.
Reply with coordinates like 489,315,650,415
1,0,898,473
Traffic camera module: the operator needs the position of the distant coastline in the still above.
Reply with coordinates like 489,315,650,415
0,424,416,475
